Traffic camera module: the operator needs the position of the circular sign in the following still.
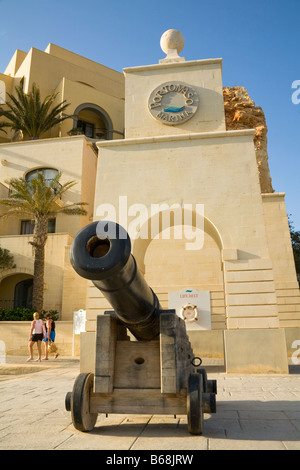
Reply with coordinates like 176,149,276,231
180,303,198,322
148,81,199,126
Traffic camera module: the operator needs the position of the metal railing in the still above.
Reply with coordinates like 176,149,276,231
0,300,14,309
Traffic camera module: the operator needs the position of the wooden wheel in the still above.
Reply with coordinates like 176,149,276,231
71,373,98,432
187,373,203,435
197,368,217,395
197,368,208,391
65,391,72,411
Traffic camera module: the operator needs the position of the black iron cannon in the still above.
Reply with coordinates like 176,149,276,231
66,221,217,434
69,221,161,341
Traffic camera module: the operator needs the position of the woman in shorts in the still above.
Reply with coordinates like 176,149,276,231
42,313,59,360
27,312,45,362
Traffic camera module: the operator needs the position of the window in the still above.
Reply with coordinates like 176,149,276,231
21,219,56,235
77,120,95,138
14,278,33,309
20,220,35,235
25,168,59,186
24,168,61,196
47,218,56,233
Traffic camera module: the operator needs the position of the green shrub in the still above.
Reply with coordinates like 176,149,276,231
0,308,59,321
0,246,16,271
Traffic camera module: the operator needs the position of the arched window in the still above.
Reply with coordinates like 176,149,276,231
72,103,113,140
24,168,61,198
25,168,59,185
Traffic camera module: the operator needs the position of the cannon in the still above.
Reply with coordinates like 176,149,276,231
65,221,217,435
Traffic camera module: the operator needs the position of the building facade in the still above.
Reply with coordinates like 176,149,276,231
81,31,300,373
1,33,299,372
0,43,124,319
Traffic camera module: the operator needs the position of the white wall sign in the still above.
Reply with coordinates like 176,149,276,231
73,309,86,334
168,288,211,330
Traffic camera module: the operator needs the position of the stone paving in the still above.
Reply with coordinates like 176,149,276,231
0,357,299,451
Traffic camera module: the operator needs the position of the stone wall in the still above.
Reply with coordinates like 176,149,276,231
0,321,79,356
223,86,274,193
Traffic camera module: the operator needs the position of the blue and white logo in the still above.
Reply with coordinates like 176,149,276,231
148,81,199,126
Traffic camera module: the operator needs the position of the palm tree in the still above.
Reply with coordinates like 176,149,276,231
0,81,70,140
0,172,88,312
0,122,8,134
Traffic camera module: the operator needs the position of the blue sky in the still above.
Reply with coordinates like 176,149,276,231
0,0,299,229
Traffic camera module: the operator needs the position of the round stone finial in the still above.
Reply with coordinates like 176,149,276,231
160,29,184,55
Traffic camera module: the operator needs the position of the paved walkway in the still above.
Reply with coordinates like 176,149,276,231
0,356,299,450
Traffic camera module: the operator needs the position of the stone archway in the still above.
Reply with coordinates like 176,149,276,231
73,103,113,140
131,208,223,272
131,208,225,330
0,270,34,309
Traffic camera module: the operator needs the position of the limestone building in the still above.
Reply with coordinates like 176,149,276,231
0,32,299,371
0,43,124,319
81,30,300,373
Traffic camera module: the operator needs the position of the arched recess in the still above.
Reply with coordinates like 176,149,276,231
131,207,223,273
131,207,225,329
73,103,113,140
0,271,33,309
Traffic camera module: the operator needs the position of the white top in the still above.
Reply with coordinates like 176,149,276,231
33,319,44,334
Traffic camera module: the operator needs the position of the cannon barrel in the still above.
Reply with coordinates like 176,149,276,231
70,221,161,341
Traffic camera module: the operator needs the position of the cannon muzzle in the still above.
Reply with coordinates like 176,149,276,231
70,221,161,340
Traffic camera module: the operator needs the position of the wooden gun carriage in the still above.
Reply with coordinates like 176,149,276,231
65,221,217,435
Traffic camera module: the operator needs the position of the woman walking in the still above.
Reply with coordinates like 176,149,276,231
42,313,59,360
27,312,45,362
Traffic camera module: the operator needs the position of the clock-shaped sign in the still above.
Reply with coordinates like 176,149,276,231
148,81,198,126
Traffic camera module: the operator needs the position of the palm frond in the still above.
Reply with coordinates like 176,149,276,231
57,206,88,216
55,202,88,216
0,82,70,138
1,173,88,219
0,121,8,134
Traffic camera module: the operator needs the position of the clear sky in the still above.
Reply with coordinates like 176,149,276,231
0,0,299,230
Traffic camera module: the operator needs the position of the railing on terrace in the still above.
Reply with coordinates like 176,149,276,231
0,300,14,309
